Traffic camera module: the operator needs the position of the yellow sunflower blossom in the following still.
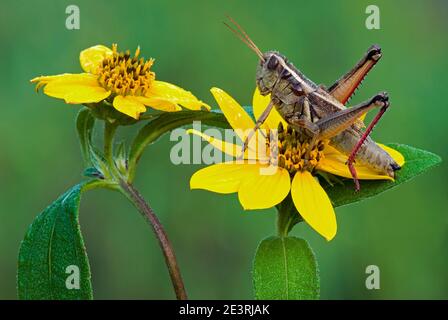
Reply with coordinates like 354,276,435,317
189,87,405,241
31,44,210,120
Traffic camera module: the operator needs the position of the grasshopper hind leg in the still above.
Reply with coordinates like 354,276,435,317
345,93,391,191
328,45,382,105
289,92,393,191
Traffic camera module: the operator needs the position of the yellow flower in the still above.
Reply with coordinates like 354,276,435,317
189,88,405,241
31,44,210,119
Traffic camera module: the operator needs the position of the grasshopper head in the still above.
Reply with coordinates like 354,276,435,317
256,51,283,95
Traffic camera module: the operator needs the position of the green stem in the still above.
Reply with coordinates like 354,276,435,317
101,119,187,299
127,158,137,183
276,195,301,238
83,179,119,192
277,211,293,238
119,180,188,300
104,120,118,169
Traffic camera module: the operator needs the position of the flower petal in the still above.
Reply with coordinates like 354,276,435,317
291,171,337,241
187,129,241,158
252,87,287,129
317,157,393,180
187,129,270,162
238,167,290,210
210,87,255,139
113,95,147,119
31,73,76,87
80,45,113,74
317,144,404,180
211,87,267,158
190,162,261,194
146,81,211,111
134,95,181,112
41,73,110,104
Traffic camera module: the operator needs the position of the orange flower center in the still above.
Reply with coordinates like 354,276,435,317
269,123,325,175
97,44,155,97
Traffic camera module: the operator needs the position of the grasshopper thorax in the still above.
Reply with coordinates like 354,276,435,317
256,51,313,98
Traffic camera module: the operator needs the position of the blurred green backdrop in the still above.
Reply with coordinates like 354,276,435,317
1,0,447,299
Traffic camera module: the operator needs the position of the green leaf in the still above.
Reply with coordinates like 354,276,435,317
18,181,97,300
83,167,104,179
76,108,95,166
324,143,442,207
253,236,319,300
130,110,225,165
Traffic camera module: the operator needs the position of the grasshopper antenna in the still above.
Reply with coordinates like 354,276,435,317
224,15,265,61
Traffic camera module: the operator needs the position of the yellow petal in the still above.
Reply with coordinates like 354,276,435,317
291,171,337,241
238,167,290,210
31,73,76,86
210,87,255,138
80,45,113,74
210,87,266,157
146,81,211,111
190,162,261,194
318,157,393,181
187,129,270,162
187,129,241,158
42,73,110,104
252,87,287,130
377,143,405,167
40,73,98,86
134,95,181,112
113,95,147,119
317,144,404,180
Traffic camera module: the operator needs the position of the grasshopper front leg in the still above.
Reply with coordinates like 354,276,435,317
239,100,274,159
288,92,390,191
328,45,382,104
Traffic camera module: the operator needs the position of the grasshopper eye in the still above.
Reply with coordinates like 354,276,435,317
267,55,279,70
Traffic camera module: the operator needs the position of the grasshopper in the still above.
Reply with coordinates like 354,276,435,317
225,17,401,191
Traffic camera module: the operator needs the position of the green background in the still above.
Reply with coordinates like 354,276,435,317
1,0,447,299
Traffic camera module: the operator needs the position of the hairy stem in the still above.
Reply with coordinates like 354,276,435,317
119,180,188,300
101,119,187,299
